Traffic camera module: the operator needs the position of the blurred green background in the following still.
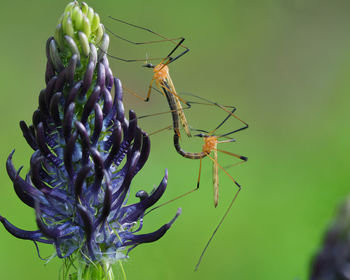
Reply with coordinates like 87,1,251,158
1,0,350,279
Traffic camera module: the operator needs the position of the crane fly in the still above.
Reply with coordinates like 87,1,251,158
105,17,249,270
154,85,249,270
106,17,192,137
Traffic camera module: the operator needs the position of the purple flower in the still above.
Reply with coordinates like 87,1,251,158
0,1,180,265
310,197,350,280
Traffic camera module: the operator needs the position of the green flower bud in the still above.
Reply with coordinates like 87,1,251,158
98,33,109,60
64,35,80,62
63,17,75,38
88,43,97,66
53,1,106,68
91,13,100,33
82,15,91,38
64,1,76,14
57,13,65,26
81,2,88,15
72,6,83,30
95,23,104,44
54,23,64,49
87,7,94,23
78,31,90,57
61,12,70,36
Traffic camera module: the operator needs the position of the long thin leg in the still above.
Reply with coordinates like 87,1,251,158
137,105,192,121
213,147,247,206
163,38,190,66
183,99,239,135
145,77,157,102
148,125,172,136
215,148,248,169
108,16,189,49
189,116,242,140
215,148,248,161
145,158,203,216
122,80,164,102
130,104,192,138
105,26,186,46
106,53,164,63
180,92,248,137
213,150,219,207
214,104,248,137
197,100,248,137
210,107,237,133
120,72,159,103
106,41,189,65
107,17,189,65
122,86,151,101
194,154,241,271
216,139,236,144
184,100,236,116
223,160,247,170
105,26,186,63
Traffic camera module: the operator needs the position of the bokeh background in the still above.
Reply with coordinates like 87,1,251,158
1,0,350,279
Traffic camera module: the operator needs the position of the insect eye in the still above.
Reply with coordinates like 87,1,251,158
194,133,205,138
142,63,154,68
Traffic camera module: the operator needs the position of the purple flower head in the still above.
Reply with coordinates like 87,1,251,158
0,1,180,265
310,196,350,280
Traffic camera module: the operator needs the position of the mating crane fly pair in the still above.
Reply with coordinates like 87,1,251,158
105,16,248,270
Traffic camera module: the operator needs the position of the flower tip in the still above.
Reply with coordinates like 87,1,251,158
129,109,137,121
135,190,149,201
176,207,182,217
16,166,23,175
9,149,15,158
160,169,168,190
169,208,182,227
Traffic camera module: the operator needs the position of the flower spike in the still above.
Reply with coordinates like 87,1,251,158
0,3,181,278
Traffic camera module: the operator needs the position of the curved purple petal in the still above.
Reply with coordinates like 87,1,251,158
0,216,52,244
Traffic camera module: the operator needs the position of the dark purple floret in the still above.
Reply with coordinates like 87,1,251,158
310,198,350,280
0,36,180,262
